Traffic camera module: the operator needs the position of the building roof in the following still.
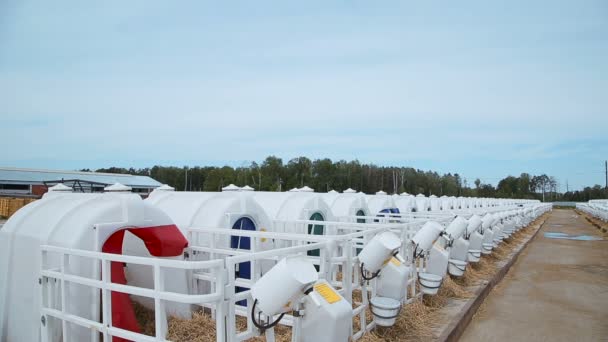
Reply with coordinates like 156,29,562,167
0,167,161,188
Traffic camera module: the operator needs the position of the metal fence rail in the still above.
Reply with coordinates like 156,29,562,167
38,205,540,342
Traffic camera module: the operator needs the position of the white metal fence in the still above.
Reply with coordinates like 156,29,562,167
38,203,545,342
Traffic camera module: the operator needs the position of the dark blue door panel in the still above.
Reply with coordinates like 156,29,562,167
231,217,256,306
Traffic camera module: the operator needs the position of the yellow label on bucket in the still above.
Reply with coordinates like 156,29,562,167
314,283,341,304
390,257,401,266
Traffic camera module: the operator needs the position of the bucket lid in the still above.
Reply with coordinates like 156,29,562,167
370,296,400,310
418,272,443,282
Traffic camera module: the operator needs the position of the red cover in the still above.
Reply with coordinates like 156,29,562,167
101,225,188,342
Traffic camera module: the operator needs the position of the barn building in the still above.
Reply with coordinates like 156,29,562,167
0,167,161,197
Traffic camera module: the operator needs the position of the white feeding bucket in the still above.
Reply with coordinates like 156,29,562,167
465,215,483,262
481,214,495,254
448,237,470,276
448,259,468,276
418,272,443,295
370,296,401,327
468,232,483,262
492,224,504,246
482,241,494,254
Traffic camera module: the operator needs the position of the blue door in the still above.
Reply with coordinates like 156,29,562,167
307,212,324,257
389,208,400,222
374,208,392,222
356,209,366,224
231,217,256,306
356,210,366,254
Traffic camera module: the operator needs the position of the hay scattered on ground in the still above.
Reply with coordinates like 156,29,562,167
420,275,472,309
472,256,499,277
132,300,156,336
132,301,294,341
167,311,218,342
361,301,437,342
132,301,219,341
352,289,374,333
439,275,472,299
488,243,511,260
452,260,491,287
422,291,448,309
243,319,292,342
575,210,608,235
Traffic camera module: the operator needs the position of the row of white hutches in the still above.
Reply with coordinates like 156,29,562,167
576,199,608,221
0,183,549,342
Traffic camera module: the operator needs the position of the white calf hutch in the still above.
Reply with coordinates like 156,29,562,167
250,191,335,235
414,194,430,212
365,192,399,217
0,186,192,342
393,193,416,214
321,189,370,222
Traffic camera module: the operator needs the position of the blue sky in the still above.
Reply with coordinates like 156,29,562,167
1,0,607,190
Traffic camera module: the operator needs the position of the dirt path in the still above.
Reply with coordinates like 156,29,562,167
460,209,608,342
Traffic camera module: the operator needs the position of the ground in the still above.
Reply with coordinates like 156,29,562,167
460,209,608,342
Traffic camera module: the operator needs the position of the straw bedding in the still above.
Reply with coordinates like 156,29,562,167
361,301,438,342
575,210,608,234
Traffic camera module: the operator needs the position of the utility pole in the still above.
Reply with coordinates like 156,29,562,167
605,160,607,197
184,167,188,191
542,180,545,202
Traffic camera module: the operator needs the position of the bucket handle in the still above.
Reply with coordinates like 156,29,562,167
449,261,466,272
417,277,443,290
370,302,402,320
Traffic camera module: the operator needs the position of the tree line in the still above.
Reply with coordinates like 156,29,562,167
86,156,607,202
